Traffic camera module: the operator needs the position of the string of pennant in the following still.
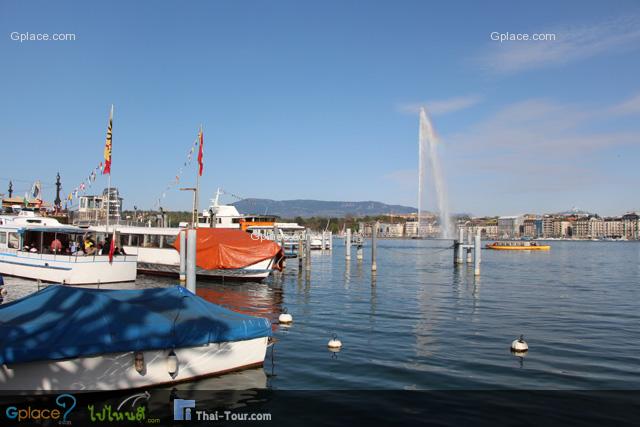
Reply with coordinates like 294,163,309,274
65,161,105,205
154,135,200,209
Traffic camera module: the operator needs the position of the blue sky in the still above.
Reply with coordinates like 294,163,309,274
1,0,639,216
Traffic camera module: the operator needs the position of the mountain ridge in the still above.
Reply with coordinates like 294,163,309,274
232,198,418,218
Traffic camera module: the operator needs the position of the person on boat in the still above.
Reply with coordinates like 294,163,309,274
101,236,112,256
0,275,5,304
84,237,96,256
50,238,62,253
22,244,30,252
29,246,38,253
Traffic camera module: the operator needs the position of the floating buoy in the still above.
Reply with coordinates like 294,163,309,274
511,335,528,353
278,308,293,324
328,334,342,350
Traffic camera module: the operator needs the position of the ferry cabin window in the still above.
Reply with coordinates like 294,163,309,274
8,232,19,249
164,235,176,248
143,234,160,248
0,232,6,245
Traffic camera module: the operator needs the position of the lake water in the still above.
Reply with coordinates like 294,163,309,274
4,239,639,391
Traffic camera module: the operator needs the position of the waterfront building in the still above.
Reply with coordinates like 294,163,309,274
604,218,623,239
497,215,524,239
522,218,542,238
552,219,573,238
377,222,404,238
574,216,604,239
404,220,418,237
622,213,640,240
542,216,554,238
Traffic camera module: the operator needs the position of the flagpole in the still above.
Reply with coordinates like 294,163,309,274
106,104,113,232
195,124,202,228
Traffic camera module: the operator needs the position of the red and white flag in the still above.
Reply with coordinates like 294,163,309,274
197,128,204,176
108,229,116,264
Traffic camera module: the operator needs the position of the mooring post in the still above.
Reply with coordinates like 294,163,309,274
305,231,311,269
298,236,304,268
186,228,197,293
179,230,186,283
474,229,481,276
456,227,464,264
328,231,333,251
356,243,363,261
321,231,326,252
466,229,473,263
371,221,378,272
346,228,352,260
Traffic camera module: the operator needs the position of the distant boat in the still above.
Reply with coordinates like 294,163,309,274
0,285,272,392
486,241,551,251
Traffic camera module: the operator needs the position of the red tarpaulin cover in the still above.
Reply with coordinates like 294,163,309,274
173,228,284,271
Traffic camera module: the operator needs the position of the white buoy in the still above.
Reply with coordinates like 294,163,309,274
511,335,528,352
328,334,342,350
278,308,293,324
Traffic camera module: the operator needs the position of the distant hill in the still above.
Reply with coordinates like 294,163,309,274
232,198,418,218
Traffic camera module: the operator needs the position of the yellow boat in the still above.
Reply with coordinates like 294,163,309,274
486,241,551,251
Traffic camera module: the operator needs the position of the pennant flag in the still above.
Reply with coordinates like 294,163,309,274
198,128,204,176
108,229,116,264
31,180,42,200
103,105,113,175
23,193,28,206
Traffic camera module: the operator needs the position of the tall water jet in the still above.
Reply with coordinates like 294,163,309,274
418,107,452,239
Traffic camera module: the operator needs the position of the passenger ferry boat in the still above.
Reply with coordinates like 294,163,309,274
0,211,137,284
486,241,551,251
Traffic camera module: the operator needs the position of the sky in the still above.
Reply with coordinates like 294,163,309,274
1,0,639,216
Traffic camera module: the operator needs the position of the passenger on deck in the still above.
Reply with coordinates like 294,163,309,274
84,237,96,256
50,238,62,253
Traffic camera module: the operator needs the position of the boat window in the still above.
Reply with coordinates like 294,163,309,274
129,234,141,247
0,232,6,245
8,232,19,249
164,235,176,248
143,234,160,248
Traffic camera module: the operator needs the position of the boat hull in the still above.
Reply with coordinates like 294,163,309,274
486,245,550,251
126,246,274,280
0,250,138,284
0,337,269,392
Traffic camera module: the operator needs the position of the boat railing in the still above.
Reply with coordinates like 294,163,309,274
2,248,136,263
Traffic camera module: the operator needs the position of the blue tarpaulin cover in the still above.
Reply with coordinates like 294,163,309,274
0,285,271,365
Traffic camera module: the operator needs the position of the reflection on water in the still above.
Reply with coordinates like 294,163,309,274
2,240,640,391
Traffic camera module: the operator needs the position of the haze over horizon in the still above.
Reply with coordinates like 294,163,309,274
2,0,639,217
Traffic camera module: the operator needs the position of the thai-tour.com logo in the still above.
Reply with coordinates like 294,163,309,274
173,398,272,422
174,399,196,421
5,393,76,423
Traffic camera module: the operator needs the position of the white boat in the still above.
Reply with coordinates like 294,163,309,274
0,285,271,392
90,224,283,281
0,211,137,284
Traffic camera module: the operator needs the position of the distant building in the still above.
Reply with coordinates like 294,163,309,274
574,216,604,239
74,188,123,225
497,215,524,239
377,222,404,238
552,219,573,238
542,216,554,238
404,220,418,237
622,213,640,240
604,218,623,238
